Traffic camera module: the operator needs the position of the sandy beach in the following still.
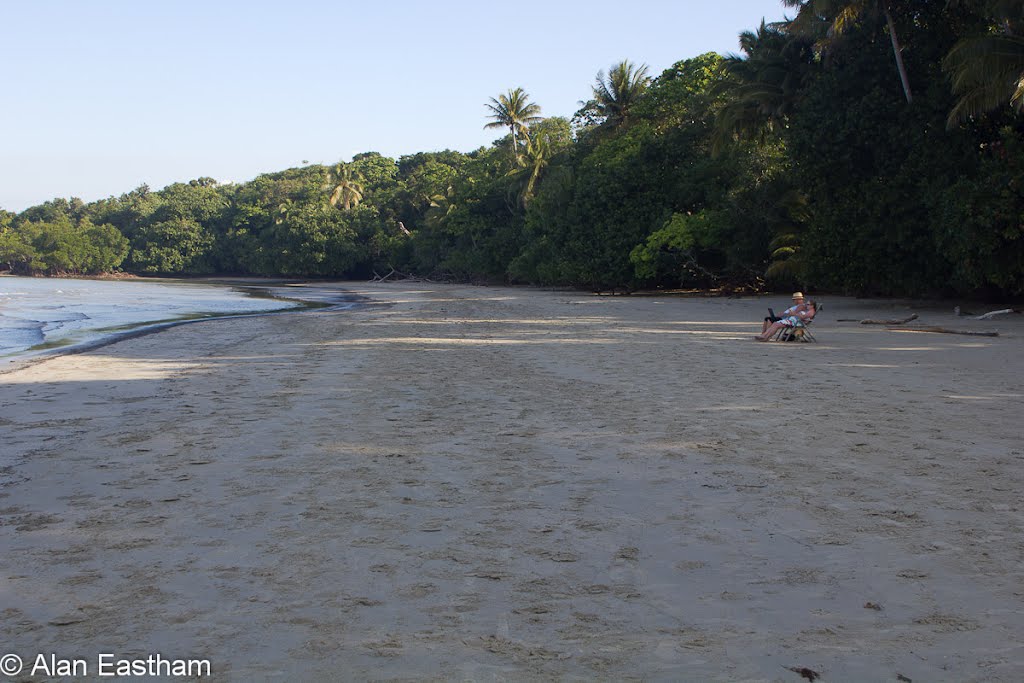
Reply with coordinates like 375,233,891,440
1,282,1022,681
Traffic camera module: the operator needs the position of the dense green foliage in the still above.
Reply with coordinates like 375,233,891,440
2,1,1021,297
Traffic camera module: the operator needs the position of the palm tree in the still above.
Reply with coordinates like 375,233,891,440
782,0,913,103
325,162,365,211
592,60,651,128
520,133,550,206
276,198,296,225
425,185,458,227
713,21,816,151
764,189,811,286
943,0,1024,126
484,88,543,158
506,132,552,208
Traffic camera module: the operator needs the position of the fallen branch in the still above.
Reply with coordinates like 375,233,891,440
975,308,1017,320
371,267,437,284
898,326,999,337
860,314,919,325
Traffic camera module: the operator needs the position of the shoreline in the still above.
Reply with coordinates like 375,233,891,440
0,279,369,375
1,282,1022,679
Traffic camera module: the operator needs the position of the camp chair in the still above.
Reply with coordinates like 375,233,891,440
771,303,821,343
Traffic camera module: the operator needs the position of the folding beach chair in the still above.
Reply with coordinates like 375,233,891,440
771,303,821,343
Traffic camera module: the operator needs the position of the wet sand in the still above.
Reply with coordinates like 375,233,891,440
1,283,1022,681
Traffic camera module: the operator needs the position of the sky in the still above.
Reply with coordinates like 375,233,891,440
0,1,792,213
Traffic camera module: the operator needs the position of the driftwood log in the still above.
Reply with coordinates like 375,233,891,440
894,326,999,337
370,267,437,284
975,308,1018,320
857,314,919,325
371,267,400,282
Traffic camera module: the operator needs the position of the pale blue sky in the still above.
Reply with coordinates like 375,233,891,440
0,1,791,212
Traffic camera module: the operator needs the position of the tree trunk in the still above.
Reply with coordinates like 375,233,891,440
884,5,913,103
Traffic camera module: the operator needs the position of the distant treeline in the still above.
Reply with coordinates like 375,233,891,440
2,0,1022,297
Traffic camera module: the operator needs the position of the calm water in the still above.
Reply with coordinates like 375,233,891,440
0,277,303,360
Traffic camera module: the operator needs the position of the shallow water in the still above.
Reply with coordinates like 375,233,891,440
0,276,303,360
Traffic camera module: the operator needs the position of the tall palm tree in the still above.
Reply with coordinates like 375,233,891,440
484,88,543,158
592,60,651,128
782,0,913,103
713,21,816,151
506,132,552,208
943,0,1024,126
325,162,365,211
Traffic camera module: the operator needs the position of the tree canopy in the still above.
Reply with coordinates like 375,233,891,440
3,3,1021,298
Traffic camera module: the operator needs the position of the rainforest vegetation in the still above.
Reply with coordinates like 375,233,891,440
2,0,1022,297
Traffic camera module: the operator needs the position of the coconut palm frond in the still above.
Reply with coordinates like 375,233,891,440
769,233,802,252
484,88,543,156
713,22,815,152
944,32,1024,126
325,162,365,211
831,2,867,35
781,0,832,39
781,0,912,102
592,60,651,128
329,186,344,207
765,256,805,283
1014,72,1024,106
425,185,457,227
945,34,1024,84
502,132,553,208
947,80,1022,124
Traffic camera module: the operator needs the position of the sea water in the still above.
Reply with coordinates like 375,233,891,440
0,276,302,360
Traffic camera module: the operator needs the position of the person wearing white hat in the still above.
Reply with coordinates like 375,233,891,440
756,296,816,341
762,292,806,334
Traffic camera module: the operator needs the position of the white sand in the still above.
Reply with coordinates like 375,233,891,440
1,283,1022,681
